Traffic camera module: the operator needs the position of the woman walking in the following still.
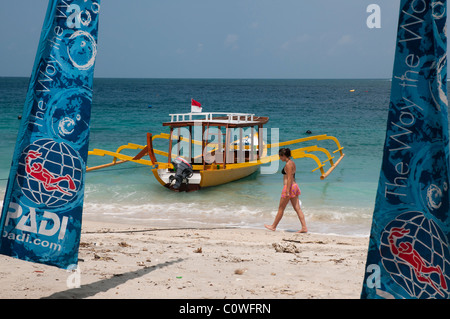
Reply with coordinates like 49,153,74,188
265,148,308,233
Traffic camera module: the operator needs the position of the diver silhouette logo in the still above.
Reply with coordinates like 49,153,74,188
380,211,450,298
16,139,83,208
25,150,76,196
389,227,447,297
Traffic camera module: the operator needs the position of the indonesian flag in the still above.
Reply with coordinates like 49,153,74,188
191,98,202,113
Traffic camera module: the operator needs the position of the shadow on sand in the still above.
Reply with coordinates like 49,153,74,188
42,258,184,299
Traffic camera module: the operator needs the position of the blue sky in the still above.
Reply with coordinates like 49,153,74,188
1,0,402,79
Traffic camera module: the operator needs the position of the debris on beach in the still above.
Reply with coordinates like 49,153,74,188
272,242,300,254
93,253,114,261
118,242,130,247
234,268,247,275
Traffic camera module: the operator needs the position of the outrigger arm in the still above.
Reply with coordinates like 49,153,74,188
267,134,345,180
87,133,170,172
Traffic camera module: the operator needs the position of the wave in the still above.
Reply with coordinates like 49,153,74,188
81,200,372,237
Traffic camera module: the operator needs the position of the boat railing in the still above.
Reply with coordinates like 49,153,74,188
169,112,256,124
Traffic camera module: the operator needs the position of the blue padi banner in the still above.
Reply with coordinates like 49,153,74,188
0,0,100,269
361,1,450,298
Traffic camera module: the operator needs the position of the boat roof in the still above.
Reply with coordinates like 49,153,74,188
163,112,269,128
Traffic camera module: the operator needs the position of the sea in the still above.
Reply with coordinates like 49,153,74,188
0,77,393,237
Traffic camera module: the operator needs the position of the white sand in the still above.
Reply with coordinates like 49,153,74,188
0,220,369,299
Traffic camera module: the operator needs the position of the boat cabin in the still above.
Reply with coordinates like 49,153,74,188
162,112,269,169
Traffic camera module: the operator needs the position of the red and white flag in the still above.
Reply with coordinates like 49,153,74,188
191,98,202,113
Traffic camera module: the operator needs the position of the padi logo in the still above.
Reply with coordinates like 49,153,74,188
2,202,69,252
16,139,83,208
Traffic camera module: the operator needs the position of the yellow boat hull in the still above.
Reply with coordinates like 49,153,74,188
199,164,259,187
152,163,259,190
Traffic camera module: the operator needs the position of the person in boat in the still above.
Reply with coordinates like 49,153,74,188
265,148,308,233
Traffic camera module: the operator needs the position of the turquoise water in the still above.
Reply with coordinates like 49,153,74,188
0,77,392,236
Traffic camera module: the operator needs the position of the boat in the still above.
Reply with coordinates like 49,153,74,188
87,112,345,192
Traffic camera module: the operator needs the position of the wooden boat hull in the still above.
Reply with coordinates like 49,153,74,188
199,164,259,187
152,164,260,191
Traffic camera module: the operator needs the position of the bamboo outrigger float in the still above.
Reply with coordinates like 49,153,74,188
87,112,345,192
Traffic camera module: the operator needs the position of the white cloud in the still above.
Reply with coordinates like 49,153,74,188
338,34,354,45
326,34,356,56
281,34,310,50
224,34,239,50
250,22,259,29
175,48,185,55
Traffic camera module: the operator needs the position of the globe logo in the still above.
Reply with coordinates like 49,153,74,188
380,211,450,298
16,139,83,208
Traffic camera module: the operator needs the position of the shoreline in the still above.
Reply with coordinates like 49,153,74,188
0,219,369,299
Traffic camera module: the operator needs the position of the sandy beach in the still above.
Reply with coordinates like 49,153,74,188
0,219,369,299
